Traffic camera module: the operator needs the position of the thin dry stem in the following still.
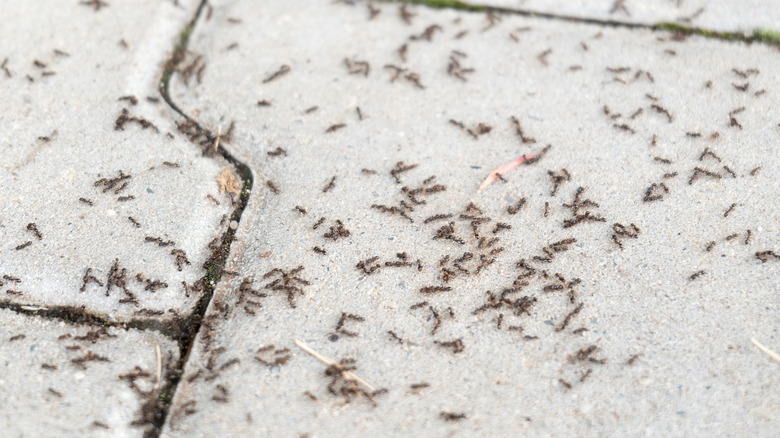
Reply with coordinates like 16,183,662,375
154,343,162,391
213,123,222,154
293,338,376,392
751,338,780,364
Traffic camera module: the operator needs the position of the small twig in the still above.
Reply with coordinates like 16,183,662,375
478,145,550,193
213,124,222,154
293,339,376,392
154,343,162,391
751,338,780,364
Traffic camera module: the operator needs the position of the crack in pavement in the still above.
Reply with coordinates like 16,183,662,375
391,0,780,46
147,0,255,435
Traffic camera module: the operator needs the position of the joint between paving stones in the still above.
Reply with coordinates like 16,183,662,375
391,0,780,46
146,0,255,436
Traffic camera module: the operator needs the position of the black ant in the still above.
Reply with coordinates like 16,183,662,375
262,65,291,83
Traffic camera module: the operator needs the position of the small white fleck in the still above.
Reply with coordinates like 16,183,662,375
229,220,239,230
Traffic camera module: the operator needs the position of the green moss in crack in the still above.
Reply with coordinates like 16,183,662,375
753,28,780,45
654,22,694,34
401,0,486,11
653,22,755,43
159,0,208,92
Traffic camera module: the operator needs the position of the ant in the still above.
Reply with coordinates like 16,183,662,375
434,338,464,354
547,169,571,196
643,182,669,202
510,116,536,144
322,176,337,193
390,161,418,183
262,65,291,84
424,213,452,224
344,58,370,77
612,223,640,249
440,412,467,421
118,95,138,105
255,345,291,367
398,4,415,24
367,3,380,20
334,312,365,337
387,331,404,344
507,198,526,215
689,270,706,281
397,44,408,62
537,49,552,66
688,167,722,185
420,286,452,294
15,241,32,251
555,303,584,332
651,104,673,122
326,124,346,133
266,180,280,194
699,148,722,162
447,53,474,82
410,24,442,42
755,251,779,263
81,0,108,11
323,220,350,240
80,268,104,292
26,223,42,240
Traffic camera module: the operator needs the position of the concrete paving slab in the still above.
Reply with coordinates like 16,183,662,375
162,1,779,436
457,0,780,34
0,308,179,437
0,0,234,321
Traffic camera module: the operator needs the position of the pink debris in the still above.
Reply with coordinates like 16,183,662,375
478,145,551,193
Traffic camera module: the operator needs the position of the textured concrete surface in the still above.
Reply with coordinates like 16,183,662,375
0,0,233,321
161,1,779,437
0,308,179,437
2,0,779,437
473,0,780,33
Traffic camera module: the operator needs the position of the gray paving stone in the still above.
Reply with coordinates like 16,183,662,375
0,0,234,321
469,0,780,34
162,1,779,436
0,308,179,437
